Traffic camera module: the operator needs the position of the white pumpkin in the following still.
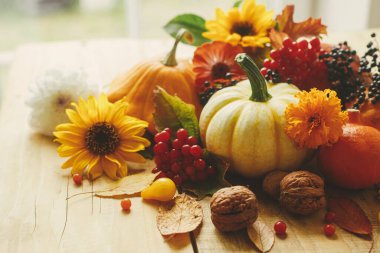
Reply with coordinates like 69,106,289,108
199,54,311,178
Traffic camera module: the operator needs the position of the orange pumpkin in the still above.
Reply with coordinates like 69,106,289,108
107,30,201,133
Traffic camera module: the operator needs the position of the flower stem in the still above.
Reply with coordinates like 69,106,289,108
235,53,272,102
162,29,190,67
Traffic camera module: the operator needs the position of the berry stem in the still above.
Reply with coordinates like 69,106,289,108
235,53,272,102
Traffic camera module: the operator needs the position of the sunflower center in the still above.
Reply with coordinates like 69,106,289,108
230,21,255,37
211,62,231,80
85,122,120,155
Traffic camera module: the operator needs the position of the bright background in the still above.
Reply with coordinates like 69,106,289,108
0,0,379,84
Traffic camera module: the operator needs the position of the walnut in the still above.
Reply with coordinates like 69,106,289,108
262,170,289,199
280,171,326,215
210,186,258,232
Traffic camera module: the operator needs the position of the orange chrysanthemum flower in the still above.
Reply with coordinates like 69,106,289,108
193,41,245,88
285,88,348,149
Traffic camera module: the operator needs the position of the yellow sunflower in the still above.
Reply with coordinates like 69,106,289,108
53,93,150,180
285,89,348,149
203,0,274,48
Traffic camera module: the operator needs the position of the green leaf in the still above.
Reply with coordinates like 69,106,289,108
153,87,200,141
182,152,232,200
163,14,210,46
233,0,243,8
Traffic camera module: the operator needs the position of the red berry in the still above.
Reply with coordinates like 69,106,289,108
194,159,206,170
283,38,293,48
325,212,336,223
263,59,271,68
176,128,188,141
324,224,335,237
153,142,168,154
120,199,132,211
196,171,207,181
260,68,268,76
298,40,308,49
172,138,183,149
166,171,174,178
163,128,172,136
155,171,167,180
187,136,197,146
181,144,191,156
274,221,287,235
152,167,160,174
310,37,320,49
270,49,281,60
185,166,195,176
181,173,189,182
72,173,83,185
169,149,181,161
162,151,170,162
190,145,203,158
206,166,216,176
170,162,181,173
154,156,163,166
154,131,170,143
183,155,193,164
173,175,183,185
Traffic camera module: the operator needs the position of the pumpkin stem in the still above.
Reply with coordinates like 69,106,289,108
235,53,272,102
162,29,191,67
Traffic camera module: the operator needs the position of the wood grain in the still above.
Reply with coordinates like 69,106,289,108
0,29,379,253
0,40,194,253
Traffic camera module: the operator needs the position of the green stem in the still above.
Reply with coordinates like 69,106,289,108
162,29,189,67
235,53,272,102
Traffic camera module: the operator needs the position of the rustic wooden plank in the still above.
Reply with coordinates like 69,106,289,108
0,40,194,253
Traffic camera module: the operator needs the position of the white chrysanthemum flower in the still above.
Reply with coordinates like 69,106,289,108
26,68,98,136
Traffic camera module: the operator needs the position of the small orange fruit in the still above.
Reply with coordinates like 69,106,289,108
318,109,380,189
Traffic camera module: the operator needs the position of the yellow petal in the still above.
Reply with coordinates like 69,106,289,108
61,150,84,169
66,109,87,128
97,93,110,122
57,145,83,157
117,151,146,163
87,160,103,180
101,157,119,180
71,151,94,175
116,163,128,178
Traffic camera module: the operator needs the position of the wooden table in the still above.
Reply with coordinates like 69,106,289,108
0,31,379,253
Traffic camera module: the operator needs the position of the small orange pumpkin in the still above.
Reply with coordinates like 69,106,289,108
107,30,201,133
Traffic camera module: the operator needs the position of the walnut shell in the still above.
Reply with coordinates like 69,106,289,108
280,171,326,215
210,186,258,232
262,170,289,199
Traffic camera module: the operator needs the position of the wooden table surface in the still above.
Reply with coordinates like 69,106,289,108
0,30,380,253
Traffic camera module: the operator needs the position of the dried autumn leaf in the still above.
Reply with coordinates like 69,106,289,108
157,194,203,236
270,5,327,48
328,197,372,237
95,162,157,198
247,220,275,253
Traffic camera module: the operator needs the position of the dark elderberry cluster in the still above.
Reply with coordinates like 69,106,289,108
319,41,358,108
358,33,380,106
199,73,241,106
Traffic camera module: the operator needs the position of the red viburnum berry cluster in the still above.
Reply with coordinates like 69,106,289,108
261,37,329,91
152,128,216,185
